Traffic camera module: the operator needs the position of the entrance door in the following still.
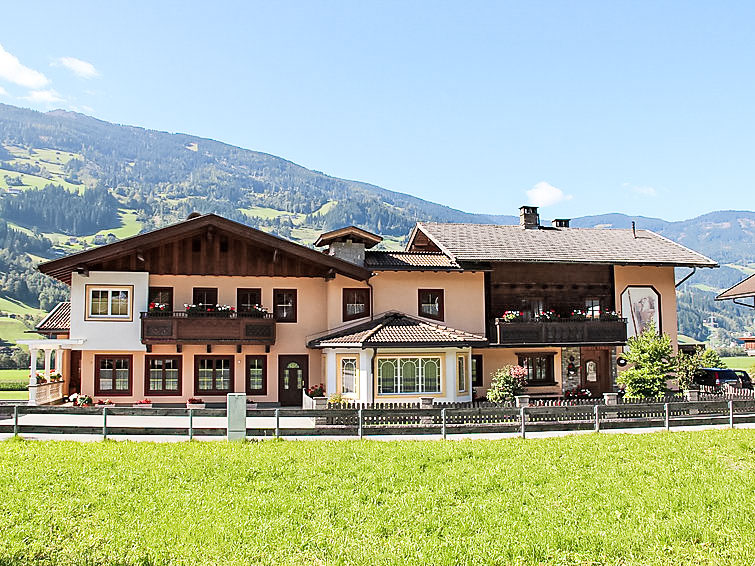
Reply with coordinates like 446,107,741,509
278,355,308,406
580,347,611,397
69,350,82,394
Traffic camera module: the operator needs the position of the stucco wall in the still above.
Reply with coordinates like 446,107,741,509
70,271,149,351
613,266,678,350
472,347,563,397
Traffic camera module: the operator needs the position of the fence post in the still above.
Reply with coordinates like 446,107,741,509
520,406,526,439
188,408,194,441
442,408,447,439
13,405,18,437
358,408,363,439
594,404,600,432
102,406,108,440
729,400,734,429
274,408,280,439
664,403,670,431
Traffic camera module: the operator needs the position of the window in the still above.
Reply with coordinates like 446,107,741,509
94,355,132,395
457,355,467,393
246,355,267,395
192,287,218,307
342,288,370,322
195,356,234,394
148,287,173,311
418,289,444,321
338,354,359,395
471,354,484,387
585,298,600,319
377,356,442,395
145,356,181,395
237,288,262,313
517,353,555,385
86,286,133,320
273,289,297,322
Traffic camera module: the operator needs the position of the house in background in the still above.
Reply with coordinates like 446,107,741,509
716,274,755,356
20,207,717,406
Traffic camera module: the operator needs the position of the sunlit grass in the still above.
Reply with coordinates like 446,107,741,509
1,430,755,565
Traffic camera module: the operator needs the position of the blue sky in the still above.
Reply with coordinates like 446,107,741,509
1,1,753,221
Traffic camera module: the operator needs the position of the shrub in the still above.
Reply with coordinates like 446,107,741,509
675,350,702,391
486,365,527,403
0,380,27,391
619,324,674,398
700,349,726,368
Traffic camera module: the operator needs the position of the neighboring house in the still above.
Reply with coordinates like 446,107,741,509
717,274,755,356
677,334,706,356
20,207,717,406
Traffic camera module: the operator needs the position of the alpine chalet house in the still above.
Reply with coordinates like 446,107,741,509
22,207,717,406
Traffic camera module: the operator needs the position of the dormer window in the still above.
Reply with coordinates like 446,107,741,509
86,285,133,321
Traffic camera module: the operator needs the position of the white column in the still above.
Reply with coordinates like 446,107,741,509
29,347,38,386
55,348,64,376
43,348,53,381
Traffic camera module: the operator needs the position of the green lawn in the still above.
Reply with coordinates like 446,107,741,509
0,390,27,400
0,318,40,347
0,296,44,317
2,431,755,564
723,356,755,371
0,369,28,382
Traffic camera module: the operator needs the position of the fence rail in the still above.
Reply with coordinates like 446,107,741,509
2,399,755,440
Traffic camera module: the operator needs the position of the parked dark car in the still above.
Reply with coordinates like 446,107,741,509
693,368,753,390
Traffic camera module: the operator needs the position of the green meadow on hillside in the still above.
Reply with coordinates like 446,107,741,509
1,431,755,565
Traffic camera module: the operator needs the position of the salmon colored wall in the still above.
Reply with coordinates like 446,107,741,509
613,266,678,351
473,347,563,397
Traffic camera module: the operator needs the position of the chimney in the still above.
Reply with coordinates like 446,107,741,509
552,218,570,228
519,206,540,229
313,226,382,266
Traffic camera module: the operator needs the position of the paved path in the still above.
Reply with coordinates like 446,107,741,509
1,412,754,442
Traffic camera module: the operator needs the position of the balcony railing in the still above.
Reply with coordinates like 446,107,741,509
140,311,276,345
492,318,628,346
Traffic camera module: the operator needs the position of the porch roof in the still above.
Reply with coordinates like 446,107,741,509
308,311,487,348
35,301,71,334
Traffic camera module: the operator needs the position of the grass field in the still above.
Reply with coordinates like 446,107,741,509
0,318,40,346
723,356,755,371
2,431,755,565
0,369,28,382
0,390,27,400
0,297,44,317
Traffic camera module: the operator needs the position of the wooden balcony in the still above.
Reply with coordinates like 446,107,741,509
492,318,627,347
141,311,276,345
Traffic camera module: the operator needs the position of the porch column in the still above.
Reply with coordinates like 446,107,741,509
55,348,64,375
43,348,53,381
29,347,38,386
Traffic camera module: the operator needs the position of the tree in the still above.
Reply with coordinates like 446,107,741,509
619,324,674,398
675,350,702,391
700,349,726,368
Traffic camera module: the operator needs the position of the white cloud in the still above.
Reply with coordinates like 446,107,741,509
633,185,657,196
0,86,7,97
54,56,99,79
0,43,49,88
23,89,64,104
526,181,573,208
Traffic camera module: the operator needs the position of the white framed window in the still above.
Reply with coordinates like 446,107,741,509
86,285,133,320
338,355,358,395
377,356,442,395
457,354,467,393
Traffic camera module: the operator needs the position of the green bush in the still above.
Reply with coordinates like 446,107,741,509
486,364,527,403
675,350,702,391
0,380,27,391
700,349,726,368
619,324,674,398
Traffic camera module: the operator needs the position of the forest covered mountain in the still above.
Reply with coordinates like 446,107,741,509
0,102,752,345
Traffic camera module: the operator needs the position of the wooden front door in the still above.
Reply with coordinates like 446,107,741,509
278,355,308,406
580,347,611,397
69,350,82,394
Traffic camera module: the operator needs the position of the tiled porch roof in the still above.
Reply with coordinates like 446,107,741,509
35,302,71,334
364,251,460,270
308,312,487,348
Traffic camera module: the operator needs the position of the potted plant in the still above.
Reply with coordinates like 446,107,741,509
306,384,326,398
536,309,559,322
134,398,153,408
186,397,205,409
148,302,169,314
600,310,620,321
570,309,587,321
96,398,114,406
71,393,93,407
500,310,523,322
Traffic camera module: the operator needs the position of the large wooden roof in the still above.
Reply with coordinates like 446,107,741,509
39,214,372,284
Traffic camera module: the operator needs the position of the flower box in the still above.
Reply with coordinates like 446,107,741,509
186,403,206,409
133,403,153,409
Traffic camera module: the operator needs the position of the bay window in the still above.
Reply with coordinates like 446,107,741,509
377,356,441,395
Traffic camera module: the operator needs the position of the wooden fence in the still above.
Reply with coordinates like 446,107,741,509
2,399,755,439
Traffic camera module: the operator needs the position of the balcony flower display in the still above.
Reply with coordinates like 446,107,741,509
600,310,620,321
535,309,559,322
184,303,236,315
187,397,206,409
96,398,114,405
500,310,523,322
564,388,593,398
570,309,588,321
134,398,153,408
148,302,169,313
70,393,93,407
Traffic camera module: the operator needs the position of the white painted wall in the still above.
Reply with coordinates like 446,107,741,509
70,271,149,352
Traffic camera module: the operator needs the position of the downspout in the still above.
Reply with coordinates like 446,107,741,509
675,267,697,288
370,347,377,404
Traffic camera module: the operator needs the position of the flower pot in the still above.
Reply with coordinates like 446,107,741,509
186,403,206,409
133,403,153,409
